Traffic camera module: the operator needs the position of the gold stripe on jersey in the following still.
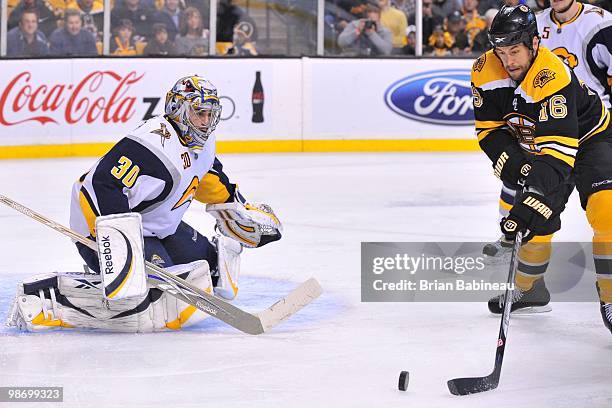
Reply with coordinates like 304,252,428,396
580,103,611,144
515,47,571,103
79,188,99,237
195,173,231,204
471,51,511,89
533,135,578,148
538,147,575,167
550,2,584,29
475,120,506,129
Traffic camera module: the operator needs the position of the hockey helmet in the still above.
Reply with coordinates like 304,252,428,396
488,5,539,49
165,75,222,149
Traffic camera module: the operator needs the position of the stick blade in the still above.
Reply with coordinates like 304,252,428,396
447,374,498,396
256,278,323,333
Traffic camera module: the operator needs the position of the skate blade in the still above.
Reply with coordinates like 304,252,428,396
511,305,553,314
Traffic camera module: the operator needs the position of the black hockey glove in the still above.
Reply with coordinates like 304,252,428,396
500,191,554,243
492,147,532,185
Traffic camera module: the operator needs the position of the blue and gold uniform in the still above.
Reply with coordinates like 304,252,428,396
69,113,239,272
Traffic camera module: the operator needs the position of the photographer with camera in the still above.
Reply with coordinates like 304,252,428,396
337,3,392,56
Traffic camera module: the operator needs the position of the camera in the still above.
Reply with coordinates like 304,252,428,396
364,19,376,31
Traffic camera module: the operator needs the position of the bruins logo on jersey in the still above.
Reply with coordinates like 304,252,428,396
533,69,556,89
504,113,537,147
473,54,486,72
552,47,578,69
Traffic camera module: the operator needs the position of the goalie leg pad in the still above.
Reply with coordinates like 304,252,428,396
6,261,214,332
95,213,147,301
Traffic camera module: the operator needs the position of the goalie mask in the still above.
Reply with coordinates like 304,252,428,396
165,75,222,149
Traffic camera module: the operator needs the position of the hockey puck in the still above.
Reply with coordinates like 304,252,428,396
398,371,409,391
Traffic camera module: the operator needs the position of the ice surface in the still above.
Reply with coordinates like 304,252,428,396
0,153,609,408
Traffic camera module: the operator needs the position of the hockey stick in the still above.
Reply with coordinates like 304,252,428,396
0,194,322,335
447,229,523,395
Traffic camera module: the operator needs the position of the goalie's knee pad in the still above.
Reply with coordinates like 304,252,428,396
212,234,243,300
162,261,214,330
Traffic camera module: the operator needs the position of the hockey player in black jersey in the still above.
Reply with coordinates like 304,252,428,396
472,5,612,334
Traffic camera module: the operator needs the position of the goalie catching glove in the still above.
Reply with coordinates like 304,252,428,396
206,201,282,248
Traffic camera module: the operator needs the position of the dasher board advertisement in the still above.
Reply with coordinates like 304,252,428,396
303,58,475,140
0,58,302,146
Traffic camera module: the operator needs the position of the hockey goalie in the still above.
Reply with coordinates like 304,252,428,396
6,75,282,332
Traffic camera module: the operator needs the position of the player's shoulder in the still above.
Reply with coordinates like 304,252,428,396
471,50,512,90
581,3,611,22
130,115,177,141
517,46,572,103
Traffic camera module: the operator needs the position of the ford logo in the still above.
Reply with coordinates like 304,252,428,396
384,69,474,126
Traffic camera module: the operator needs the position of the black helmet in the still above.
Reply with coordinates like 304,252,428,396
488,5,539,49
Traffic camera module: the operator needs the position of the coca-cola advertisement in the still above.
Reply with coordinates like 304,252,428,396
0,59,294,148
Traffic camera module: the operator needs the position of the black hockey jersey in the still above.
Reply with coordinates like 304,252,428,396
471,46,611,196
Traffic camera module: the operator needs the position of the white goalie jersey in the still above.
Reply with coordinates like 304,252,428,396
537,3,612,109
70,115,236,240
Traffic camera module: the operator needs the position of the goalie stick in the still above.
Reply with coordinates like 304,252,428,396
0,194,322,335
447,229,523,396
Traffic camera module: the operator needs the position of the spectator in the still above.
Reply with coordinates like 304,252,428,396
216,0,257,43
431,0,462,19
428,24,452,56
393,0,415,21
175,6,209,55
66,0,104,41
110,18,139,55
445,10,469,55
111,0,155,42
403,24,416,54
8,0,58,37
471,7,497,54
225,20,258,56
337,3,392,56
379,0,408,53
476,0,499,14
416,0,443,53
462,0,486,45
144,22,177,55
49,8,98,55
7,9,49,57
153,0,182,41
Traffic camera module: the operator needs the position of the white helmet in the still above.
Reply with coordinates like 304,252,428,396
165,75,222,149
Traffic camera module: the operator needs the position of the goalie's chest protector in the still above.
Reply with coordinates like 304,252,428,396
126,117,216,238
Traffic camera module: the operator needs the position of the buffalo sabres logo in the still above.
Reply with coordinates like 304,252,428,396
533,69,556,88
151,123,172,146
473,54,486,72
552,47,578,69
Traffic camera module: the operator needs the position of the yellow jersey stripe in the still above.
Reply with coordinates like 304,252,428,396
533,136,578,148
475,120,506,130
581,106,610,144
79,189,99,237
539,147,575,167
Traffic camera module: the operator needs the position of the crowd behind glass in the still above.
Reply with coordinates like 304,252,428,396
1,0,610,58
